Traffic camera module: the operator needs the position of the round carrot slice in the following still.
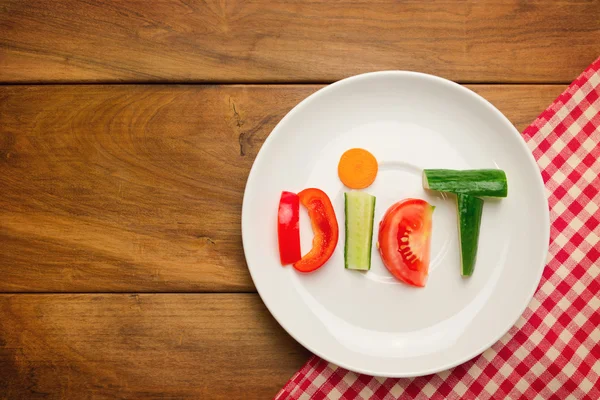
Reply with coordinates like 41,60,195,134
337,148,378,189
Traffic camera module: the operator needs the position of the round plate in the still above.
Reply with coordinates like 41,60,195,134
242,71,549,377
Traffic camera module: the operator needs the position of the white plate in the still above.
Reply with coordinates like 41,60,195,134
242,71,549,377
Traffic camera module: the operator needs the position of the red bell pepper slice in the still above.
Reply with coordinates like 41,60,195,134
278,191,301,265
293,188,339,272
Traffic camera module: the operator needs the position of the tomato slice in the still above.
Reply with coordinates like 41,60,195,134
378,199,434,287
293,188,339,273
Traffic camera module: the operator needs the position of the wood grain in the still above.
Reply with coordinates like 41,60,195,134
0,84,565,292
0,293,310,399
1,0,598,83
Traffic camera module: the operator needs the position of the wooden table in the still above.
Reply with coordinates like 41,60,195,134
1,1,598,398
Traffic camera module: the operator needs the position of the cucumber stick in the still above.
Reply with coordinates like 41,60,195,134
344,192,376,270
457,194,483,276
423,169,507,198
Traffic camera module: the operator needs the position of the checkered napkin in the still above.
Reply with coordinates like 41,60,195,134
276,57,600,400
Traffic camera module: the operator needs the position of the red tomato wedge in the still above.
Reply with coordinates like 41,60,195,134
293,188,339,273
378,199,434,287
278,191,301,265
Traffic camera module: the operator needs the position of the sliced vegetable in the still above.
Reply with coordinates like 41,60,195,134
423,169,507,197
293,188,339,273
277,191,301,265
344,192,376,270
457,194,484,277
378,199,434,287
338,148,378,189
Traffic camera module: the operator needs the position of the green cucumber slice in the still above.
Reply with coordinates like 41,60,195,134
457,194,484,276
344,191,376,270
423,169,507,198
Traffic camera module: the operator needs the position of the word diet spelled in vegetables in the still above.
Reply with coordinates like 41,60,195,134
276,149,507,287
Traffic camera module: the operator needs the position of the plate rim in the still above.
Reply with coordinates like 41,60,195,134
241,70,550,377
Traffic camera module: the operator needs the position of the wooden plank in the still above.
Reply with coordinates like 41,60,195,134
0,85,317,292
0,293,310,399
0,84,565,292
1,1,598,83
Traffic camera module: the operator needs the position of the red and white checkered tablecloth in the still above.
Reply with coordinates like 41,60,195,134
276,57,600,400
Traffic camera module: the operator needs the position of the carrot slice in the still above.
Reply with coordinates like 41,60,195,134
337,148,378,189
